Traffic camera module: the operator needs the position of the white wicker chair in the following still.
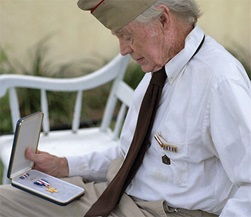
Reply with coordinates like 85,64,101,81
0,54,133,184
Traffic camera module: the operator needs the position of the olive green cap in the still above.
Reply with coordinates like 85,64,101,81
77,0,158,31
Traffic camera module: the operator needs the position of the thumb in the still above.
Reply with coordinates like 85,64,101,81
25,147,35,161
25,148,46,163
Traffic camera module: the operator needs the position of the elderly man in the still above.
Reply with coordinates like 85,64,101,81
0,0,250,217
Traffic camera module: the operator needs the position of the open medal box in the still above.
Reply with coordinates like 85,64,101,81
7,112,85,206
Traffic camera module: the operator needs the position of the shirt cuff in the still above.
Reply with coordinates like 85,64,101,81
66,155,89,177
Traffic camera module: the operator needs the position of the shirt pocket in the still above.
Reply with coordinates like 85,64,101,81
150,134,189,187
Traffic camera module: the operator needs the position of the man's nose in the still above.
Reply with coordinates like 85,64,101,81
119,40,133,56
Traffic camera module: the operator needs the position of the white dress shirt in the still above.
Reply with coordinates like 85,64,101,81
67,26,251,216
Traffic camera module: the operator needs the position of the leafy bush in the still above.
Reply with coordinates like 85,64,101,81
228,47,251,80
0,39,144,134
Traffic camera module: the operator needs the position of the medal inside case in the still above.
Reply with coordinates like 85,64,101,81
7,112,85,206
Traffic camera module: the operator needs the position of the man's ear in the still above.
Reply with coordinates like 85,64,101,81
158,5,171,29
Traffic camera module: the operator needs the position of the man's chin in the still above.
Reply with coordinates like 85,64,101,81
139,64,153,73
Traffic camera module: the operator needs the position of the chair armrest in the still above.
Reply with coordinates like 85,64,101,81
0,54,129,96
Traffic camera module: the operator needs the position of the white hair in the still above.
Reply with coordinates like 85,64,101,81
135,0,202,24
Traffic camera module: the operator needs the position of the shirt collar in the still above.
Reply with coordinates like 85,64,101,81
165,25,205,84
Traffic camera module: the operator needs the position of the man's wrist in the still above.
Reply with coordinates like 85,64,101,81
57,157,69,177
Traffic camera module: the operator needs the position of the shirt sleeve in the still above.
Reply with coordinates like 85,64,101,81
66,145,125,182
209,76,251,216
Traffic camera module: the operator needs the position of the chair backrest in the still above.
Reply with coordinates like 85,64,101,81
0,54,133,139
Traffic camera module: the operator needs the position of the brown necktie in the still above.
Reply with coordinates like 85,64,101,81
85,67,167,217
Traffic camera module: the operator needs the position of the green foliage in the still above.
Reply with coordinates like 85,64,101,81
0,46,16,74
0,160,3,184
0,96,12,134
0,38,144,134
228,46,251,80
124,61,144,89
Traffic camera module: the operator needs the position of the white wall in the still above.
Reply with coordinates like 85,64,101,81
0,0,119,67
198,0,250,65
0,0,250,73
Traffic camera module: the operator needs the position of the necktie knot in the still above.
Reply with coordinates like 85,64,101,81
150,67,167,87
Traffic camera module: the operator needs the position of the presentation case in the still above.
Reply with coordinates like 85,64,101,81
7,112,85,206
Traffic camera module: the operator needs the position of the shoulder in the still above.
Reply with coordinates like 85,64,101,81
191,35,250,88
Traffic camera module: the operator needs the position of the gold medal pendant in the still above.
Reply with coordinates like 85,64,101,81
46,186,58,193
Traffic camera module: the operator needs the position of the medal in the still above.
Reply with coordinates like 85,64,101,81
46,187,58,193
162,155,171,165
154,134,177,153
154,133,178,165
33,178,58,193
34,179,50,187
19,173,30,179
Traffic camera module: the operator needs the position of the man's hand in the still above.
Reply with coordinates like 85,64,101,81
25,148,69,178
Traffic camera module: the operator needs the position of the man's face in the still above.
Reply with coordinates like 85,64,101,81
114,19,170,72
